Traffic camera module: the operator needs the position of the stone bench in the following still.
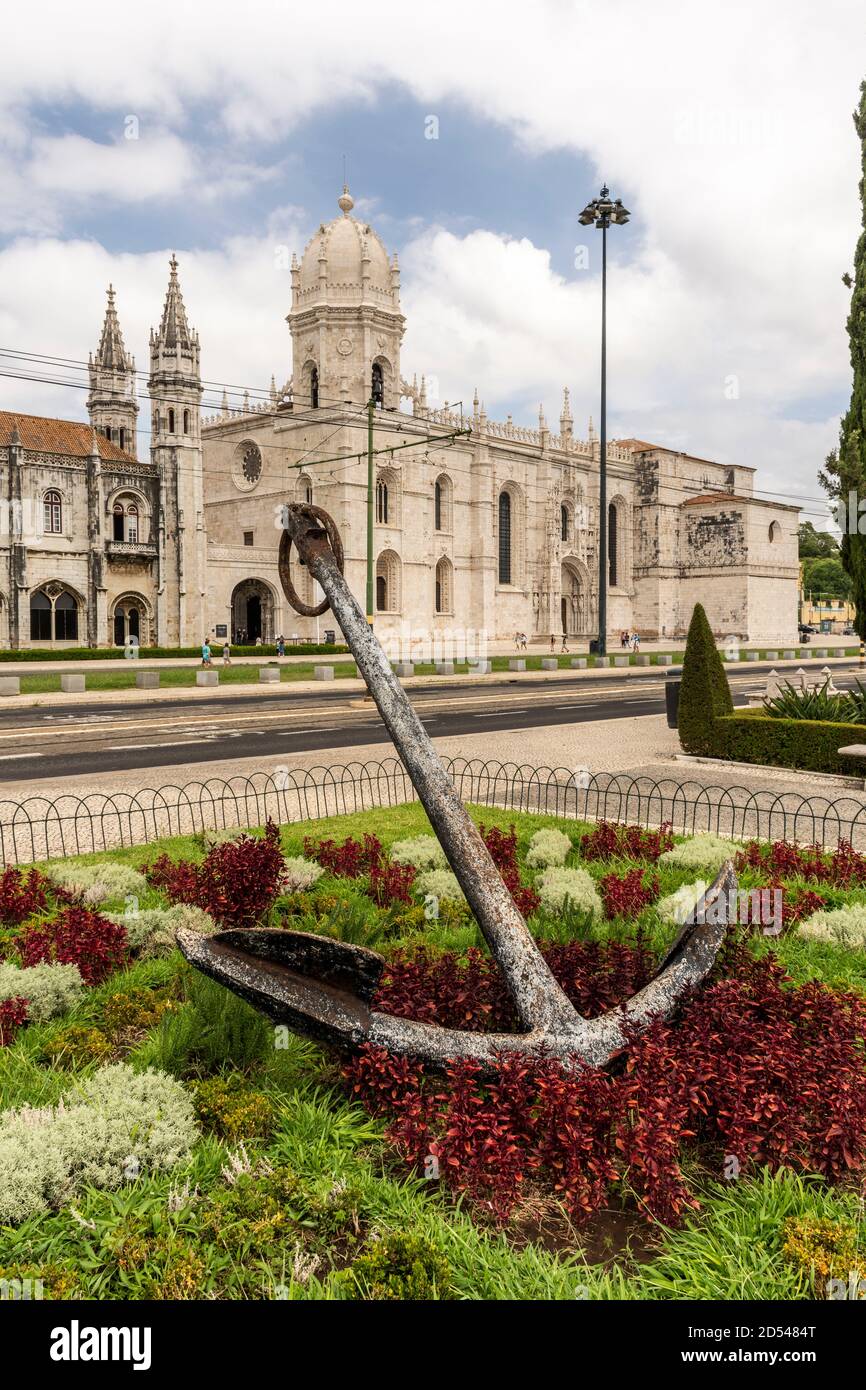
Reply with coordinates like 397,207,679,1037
595,656,610,667
541,658,558,671
509,658,526,671
60,674,85,693
657,654,673,666
570,657,587,669
435,661,455,676
613,655,630,667
135,671,160,690
196,670,219,686
0,676,20,696
394,662,415,678
635,653,651,665
838,744,866,785
259,666,280,683
314,665,335,681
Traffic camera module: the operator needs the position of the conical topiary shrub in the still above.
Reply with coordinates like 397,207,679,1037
678,603,733,755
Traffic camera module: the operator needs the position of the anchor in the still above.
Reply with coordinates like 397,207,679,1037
177,504,735,1071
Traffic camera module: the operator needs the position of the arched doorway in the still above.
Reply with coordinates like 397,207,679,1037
231,579,275,644
561,561,590,637
111,595,149,648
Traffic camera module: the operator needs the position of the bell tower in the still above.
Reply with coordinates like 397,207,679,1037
87,286,138,457
148,256,206,644
288,187,405,409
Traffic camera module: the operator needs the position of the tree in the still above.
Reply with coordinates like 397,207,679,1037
678,603,733,756
820,81,866,638
798,521,839,559
801,555,853,600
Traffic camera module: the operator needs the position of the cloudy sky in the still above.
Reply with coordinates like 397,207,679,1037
0,0,864,528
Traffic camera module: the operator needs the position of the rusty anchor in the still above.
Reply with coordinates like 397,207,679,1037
177,503,734,1071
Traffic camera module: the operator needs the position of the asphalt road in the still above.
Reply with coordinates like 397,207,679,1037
0,659,862,783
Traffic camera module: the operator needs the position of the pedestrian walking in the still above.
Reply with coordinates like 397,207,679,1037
550,634,556,653
560,631,569,653
631,630,640,652
520,631,528,651
222,642,231,666
201,640,212,667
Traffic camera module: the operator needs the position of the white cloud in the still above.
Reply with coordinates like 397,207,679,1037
0,0,863,519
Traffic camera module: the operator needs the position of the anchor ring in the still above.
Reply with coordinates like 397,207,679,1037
278,503,345,617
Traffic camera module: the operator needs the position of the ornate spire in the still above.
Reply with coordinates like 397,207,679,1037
587,415,597,444
94,285,132,372
560,386,573,441
155,254,194,351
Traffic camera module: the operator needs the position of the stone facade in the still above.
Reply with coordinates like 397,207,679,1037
0,188,799,650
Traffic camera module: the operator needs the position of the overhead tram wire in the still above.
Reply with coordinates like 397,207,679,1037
0,354,838,521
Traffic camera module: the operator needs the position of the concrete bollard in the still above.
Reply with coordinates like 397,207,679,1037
394,662,414,678
435,662,455,675
745,652,759,662
765,651,779,661
314,665,335,681
0,676,20,696
815,648,829,658
636,654,651,665
541,658,558,671
470,660,491,674
509,659,526,671
135,671,160,689
657,654,673,666
782,650,796,660
571,657,587,669
196,670,219,687
259,667,280,683
613,655,630,667
60,674,85,693
595,656,610,667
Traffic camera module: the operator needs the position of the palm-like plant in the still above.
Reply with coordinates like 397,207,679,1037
763,679,859,723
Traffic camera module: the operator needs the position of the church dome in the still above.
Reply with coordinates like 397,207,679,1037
296,186,397,308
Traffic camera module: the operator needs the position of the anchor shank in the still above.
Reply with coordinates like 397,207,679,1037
283,509,579,1034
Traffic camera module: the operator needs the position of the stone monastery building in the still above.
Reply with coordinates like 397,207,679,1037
0,186,799,651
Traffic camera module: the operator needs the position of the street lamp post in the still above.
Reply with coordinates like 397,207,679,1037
579,185,630,658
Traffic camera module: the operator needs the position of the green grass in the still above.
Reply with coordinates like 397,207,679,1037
4,805,866,1300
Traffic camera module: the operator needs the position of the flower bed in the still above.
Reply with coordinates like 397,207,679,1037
1,809,865,1301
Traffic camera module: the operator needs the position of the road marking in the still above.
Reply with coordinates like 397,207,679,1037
0,752,40,760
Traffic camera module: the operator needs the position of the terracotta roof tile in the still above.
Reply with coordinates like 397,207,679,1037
0,411,138,463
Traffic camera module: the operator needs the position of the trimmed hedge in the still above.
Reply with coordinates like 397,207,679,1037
678,603,733,755
711,710,866,775
0,642,348,663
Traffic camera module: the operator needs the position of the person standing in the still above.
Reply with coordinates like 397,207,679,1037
201,639,212,667
549,634,556,654
277,635,286,658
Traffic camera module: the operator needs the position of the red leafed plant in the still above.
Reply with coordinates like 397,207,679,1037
478,823,540,918
735,838,866,888
368,860,417,907
0,866,51,927
599,868,659,920
19,907,128,986
147,819,286,928
0,996,28,1046
303,833,383,878
345,946,866,1228
580,820,674,864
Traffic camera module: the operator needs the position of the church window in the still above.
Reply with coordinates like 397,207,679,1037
372,362,384,407
241,442,262,485
561,504,569,543
435,556,453,614
30,587,79,642
310,366,319,409
498,491,512,584
118,427,125,451
29,590,52,640
608,502,618,587
113,504,125,541
127,504,138,543
183,409,190,434
244,531,254,547
43,491,62,535
768,521,781,543
376,479,389,524
434,480,442,531
376,550,401,612
376,575,386,611
434,474,452,533
168,408,175,433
